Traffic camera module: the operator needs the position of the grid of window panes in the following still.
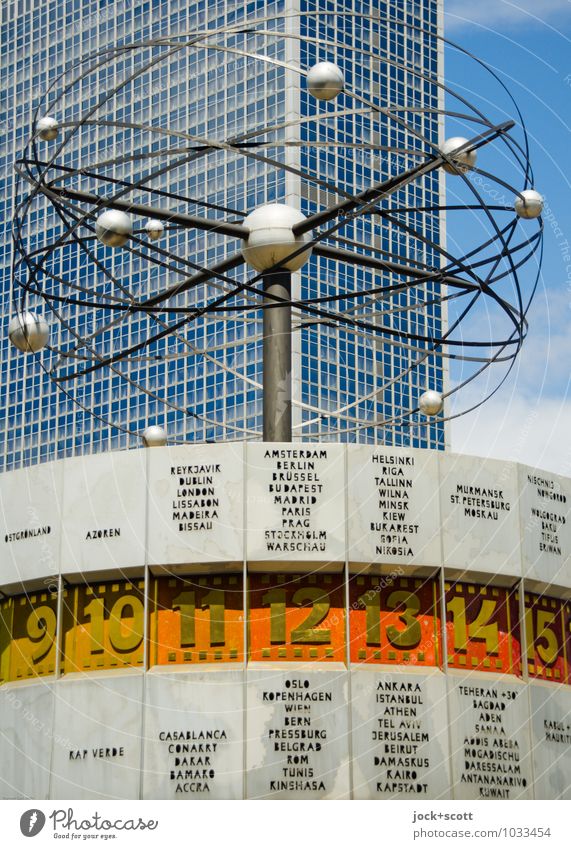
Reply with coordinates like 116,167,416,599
298,0,444,447
0,0,288,470
0,0,444,472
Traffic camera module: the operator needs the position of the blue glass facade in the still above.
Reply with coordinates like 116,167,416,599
0,0,445,471
297,1,444,445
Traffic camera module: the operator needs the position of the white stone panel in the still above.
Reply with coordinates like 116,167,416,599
347,446,441,568
147,444,244,568
529,682,571,799
447,671,532,800
439,454,521,578
246,444,345,567
518,465,571,588
50,673,143,799
246,665,350,799
142,667,244,799
61,451,147,576
0,681,54,799
0,460,62,587
351,667,451,799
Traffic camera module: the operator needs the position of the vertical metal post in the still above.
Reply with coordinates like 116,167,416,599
262,269,292,442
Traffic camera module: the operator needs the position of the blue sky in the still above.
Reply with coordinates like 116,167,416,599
443,0,571,475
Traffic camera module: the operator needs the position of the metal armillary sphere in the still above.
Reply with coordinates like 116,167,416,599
10,12,543,447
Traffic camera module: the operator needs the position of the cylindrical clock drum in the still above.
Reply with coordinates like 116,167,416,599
1,444,570,800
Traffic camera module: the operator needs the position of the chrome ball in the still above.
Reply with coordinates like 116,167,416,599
419,390,444,417
306,62,344,101
241,203,313,272
144,219,165,240
142,425,167,447
37,116,59,141
514,189,543,220
95,209,133,247
440,137,477,175
8,311,49,353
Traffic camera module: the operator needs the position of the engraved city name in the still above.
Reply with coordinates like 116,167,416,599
525,473,569,557
450,485,511,520
543,718,571,744
261,678,333,793
170,463,222,531
372,680,431,795
158,728,228,795
262,449,330,553
457,685,530,800
85,528,120,540
4,525,51,543
370,453,417,557
69,746,125,760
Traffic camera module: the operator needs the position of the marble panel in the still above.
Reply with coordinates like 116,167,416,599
351,666,451,799
0,460,62,587
61,451,146,576
246,665,350,799
347,446,441,568
0,681,54,799
147,444,244,568
529,682,571,799
518,464,571,589
439,454,521,579
447,671,532,800
50,673,143,799
142,667,244,799
246,444,345,568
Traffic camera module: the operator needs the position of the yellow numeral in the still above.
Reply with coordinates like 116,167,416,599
85,594,143,654
261,588,287,643
173,591,196,647
202,589,226,646
386,591,422,649
358,591,381,646
447,595,499,655
526,607,559,666
291,588,331,644
108,595,144,652
26,605,56,663
261,587,331,644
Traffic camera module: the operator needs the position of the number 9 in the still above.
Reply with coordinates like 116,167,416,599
26,605,56,663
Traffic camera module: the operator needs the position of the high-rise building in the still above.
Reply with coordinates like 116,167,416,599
0,0,445,472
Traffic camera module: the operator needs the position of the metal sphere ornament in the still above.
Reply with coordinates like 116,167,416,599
36,116,59,141
419,390,444,417
95,210,133,247
8,311,49,353
141,425,167,447
241,204,312,272
306,61,345,101
10,12,544,445
144,219,165,240
514,189,544,220
440,137,477,174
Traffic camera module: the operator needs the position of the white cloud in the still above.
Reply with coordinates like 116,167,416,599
445,0,571,31
449,268,571,475
451,391,571,475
